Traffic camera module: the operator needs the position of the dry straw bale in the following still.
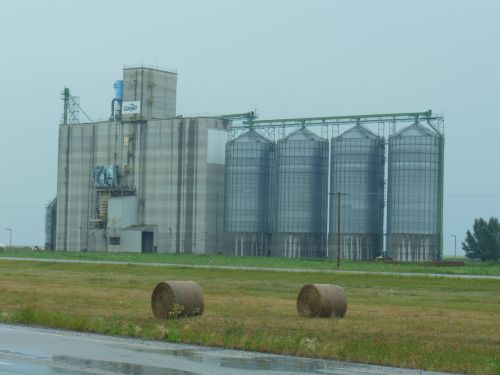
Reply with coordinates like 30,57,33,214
296,284,347,318
151,281,204,319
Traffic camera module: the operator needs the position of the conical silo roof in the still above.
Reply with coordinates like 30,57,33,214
282,127,322,141
339,124,378,139
396,122,436,137
231,129,271,143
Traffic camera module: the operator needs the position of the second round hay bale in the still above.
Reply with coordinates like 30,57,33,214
296,284,347,318
151,281,204,319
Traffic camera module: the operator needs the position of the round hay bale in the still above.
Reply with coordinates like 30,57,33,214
296,284,347,318
151,281,204,319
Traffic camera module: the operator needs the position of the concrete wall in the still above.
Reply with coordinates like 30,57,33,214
223,232,272,257
56,121,135,251
56,124,93,251
56,117,228,254
118,229,142,253
387,234,440,262
138,118,227,253
271,233,326,258
45,198,57,250
107,196,137,230
328,233,382,260
122,67,177,121
88,229,106,251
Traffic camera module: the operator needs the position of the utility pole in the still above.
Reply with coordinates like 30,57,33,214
5,228,12,248
450,234,457,258
335,192,348,270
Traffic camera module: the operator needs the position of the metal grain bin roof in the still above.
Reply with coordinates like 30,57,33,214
339,124,378,139
396,122,437,137
230,129,272,143
282,127,323,141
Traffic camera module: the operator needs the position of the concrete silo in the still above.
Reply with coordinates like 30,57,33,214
329,125,385,260
272,127,328,258
223,130,275,256
45,198,57,250
386,122,444,261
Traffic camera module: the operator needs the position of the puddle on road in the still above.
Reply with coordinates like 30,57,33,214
220,356,328,373
53,355,200,375
130,347,205,363
128,345,329,373
104,342,435,374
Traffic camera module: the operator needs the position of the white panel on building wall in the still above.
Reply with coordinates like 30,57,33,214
207,129,227,164
120,229,142,252
108,196,137,229
122,101,141,114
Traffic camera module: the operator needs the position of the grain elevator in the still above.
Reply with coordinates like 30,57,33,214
56,66,227,253
52,66,444,261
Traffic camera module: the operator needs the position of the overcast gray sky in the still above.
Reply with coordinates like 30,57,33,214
1,0,499,255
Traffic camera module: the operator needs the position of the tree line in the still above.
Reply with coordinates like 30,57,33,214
462,217,500,261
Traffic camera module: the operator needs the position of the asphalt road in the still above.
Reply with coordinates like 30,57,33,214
1,256,499,280
0,324,454,375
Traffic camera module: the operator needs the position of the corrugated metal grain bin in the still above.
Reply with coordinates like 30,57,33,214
329,125,385,260
272,127,328,258
386,122,444,261
223,130,274,256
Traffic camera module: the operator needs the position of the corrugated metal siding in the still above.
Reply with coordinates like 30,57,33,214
273,128,328,258
223,130,274,256
329,125,385,260
386,123,443,261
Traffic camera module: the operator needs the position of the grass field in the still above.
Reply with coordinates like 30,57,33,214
1,248,500,276
0,259,498,374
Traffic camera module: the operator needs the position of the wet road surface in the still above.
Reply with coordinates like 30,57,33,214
0,324,454,375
